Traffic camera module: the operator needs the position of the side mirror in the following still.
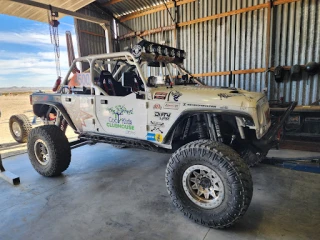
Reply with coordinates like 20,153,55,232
122,72,136,88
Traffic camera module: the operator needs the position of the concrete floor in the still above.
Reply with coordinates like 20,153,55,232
0,145,319,240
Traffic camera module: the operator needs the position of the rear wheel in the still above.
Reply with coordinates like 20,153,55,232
165,139,253,229
9,114,32,143
27,125,71,177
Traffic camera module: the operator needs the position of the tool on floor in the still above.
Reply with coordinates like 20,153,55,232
0,154,20,185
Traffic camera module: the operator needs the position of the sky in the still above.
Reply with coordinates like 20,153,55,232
0,14,77,88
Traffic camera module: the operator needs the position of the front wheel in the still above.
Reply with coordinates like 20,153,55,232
165,140,253,229
27,125,71,177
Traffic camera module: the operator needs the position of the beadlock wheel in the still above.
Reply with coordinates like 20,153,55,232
182,165,224,209
34,139,50,166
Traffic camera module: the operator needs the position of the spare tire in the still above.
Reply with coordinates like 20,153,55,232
9,114,32,143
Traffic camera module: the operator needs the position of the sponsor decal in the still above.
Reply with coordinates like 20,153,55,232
150,121,165,133
169,90,182,102
125,130,136,135
68,110,93,127
154,92,167,100
132,44,142,58
154,112,171,120
147,132,163,143
183,103,216,108
153,103,162,110
218,93,237,99
106,105,134,130
218,93,253,101
164,102,180,110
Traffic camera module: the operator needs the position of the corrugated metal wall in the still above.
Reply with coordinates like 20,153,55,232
269,0,320,105
75,5,112,59
115,0,320,105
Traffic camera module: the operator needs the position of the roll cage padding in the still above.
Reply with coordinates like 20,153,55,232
33,102,77,131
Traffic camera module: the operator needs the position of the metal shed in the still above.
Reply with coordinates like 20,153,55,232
91,0,319,105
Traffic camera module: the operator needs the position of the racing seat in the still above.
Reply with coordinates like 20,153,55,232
125,71,145,92
99,71,128,96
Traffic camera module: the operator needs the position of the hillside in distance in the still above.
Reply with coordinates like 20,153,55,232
0,86,52,93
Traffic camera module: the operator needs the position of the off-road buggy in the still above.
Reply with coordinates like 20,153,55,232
28,40,296,228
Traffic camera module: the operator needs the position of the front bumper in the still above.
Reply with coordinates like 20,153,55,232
253,101,297,152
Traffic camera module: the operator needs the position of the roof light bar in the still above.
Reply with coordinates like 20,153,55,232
131,40,186,64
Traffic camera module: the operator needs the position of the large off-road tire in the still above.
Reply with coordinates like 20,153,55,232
27,125,71,177
165,139,253,229
9,114,32,143
112,144,127,149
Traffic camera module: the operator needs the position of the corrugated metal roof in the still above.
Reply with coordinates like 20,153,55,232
0,0,95,22
97,0,169,17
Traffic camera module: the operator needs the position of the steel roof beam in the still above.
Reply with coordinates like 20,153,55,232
9,0,109,25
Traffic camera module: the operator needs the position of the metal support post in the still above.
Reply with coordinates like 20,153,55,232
0,154,20,185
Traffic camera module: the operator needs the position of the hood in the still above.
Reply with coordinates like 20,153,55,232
149,85,265,109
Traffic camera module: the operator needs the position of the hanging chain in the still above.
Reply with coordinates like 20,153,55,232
47,8,61,78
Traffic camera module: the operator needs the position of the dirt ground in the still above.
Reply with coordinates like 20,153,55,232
0,93,77,158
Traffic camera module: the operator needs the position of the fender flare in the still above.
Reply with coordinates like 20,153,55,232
33,102,77,131
162,109,253,145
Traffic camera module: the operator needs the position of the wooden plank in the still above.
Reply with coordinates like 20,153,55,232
104,0,124,7
274,0,301,5
189,68,265,78
193,71,231,77
119,0,196,22
178,3,269,27
141,25,176,37
118,0,301,25
118,0,302,32
118,25,176,39
232,68,266,74
79,30,105,38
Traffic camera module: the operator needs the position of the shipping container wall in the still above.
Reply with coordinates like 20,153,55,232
116,0,319,105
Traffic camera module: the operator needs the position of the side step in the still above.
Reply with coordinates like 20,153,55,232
79,133,168,153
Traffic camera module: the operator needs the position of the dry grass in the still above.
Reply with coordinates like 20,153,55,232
0,93,77,159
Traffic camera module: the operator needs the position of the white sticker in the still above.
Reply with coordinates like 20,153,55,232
76,73,91,87
164,102,180,110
